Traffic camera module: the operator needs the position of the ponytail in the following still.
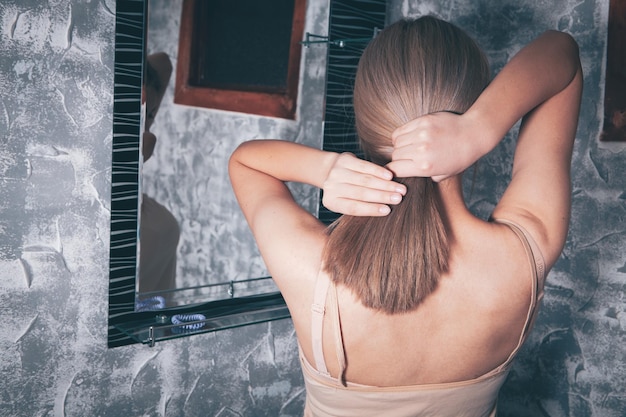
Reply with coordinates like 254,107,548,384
324,176,448,314
323,16,489,314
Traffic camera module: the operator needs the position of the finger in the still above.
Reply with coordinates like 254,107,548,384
329,183,404,205
343,156,394,180
386,159,433,178
348,174,407,195
390,128,412,146
390,141,419,161
430,174,449,183
391,119,422,142
330,165,406,195
324,198,392,217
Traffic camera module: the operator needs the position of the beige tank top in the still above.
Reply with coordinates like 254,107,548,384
298,219,546,417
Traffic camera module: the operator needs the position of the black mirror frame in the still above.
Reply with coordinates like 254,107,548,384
107,0,289,348
108,0,147,347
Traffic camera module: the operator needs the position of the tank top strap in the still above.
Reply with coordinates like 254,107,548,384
492,218,547,371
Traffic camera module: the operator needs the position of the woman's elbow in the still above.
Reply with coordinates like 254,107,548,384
228,141,249,178
547,30,581,68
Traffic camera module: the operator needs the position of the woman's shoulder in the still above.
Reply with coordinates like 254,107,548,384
263,220,328,297
446,215,539,300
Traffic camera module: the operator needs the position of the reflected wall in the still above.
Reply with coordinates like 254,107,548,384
143,0,322,295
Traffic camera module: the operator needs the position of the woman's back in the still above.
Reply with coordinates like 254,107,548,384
289,204,540,387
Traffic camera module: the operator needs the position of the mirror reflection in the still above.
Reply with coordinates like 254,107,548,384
134,0,325,311
137,52,178,309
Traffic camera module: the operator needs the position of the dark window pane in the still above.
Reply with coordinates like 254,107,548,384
191,0,295,92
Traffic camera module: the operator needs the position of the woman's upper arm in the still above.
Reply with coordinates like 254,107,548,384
492,63,583,267
228,142,327,285
228,140,327,231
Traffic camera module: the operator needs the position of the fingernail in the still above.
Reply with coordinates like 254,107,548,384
395,186,406,195
390,194,402,203
379,205,391,215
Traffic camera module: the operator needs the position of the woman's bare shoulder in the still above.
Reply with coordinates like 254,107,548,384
265,220,327,299
447,215,537,301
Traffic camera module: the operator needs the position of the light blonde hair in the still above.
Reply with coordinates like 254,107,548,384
323,16,490,314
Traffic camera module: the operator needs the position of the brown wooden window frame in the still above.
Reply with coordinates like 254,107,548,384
602,0,626,141
174,0,306,120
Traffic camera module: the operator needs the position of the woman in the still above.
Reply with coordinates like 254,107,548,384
138,52,180,302
229,16,581,417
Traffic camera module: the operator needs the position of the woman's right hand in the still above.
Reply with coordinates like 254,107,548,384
322,153,407,216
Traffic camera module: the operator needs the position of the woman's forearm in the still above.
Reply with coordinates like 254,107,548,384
229,140,338,188
230,140,407,217
467,30,581,155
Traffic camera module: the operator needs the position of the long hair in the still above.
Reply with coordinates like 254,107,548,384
323,16,490,314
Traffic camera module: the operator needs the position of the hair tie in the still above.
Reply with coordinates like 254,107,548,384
171,313,206,332
135,296,166,311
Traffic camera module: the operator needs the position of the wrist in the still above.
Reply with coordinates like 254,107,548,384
463,105,501,161
317,151,341,189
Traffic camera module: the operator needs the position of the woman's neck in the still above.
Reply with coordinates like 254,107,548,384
437,175,473,232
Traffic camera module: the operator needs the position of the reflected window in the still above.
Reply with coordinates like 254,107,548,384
174,0,306,119
602,0,626,141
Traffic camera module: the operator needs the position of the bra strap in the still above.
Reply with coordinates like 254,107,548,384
494,218,546,287
493,218,546,371
311,270,331,377
328,280,348,386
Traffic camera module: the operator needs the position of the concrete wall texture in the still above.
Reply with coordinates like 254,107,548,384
0,0,624,416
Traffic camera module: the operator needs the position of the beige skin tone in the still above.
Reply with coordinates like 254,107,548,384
142,52,172,162
229,31,582,386
142,83,160,162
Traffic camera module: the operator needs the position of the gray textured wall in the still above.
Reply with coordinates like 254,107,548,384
0,1,624,417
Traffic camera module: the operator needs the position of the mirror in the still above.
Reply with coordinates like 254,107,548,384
108,0,386,347
140,0,321,306
108,0,329,347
